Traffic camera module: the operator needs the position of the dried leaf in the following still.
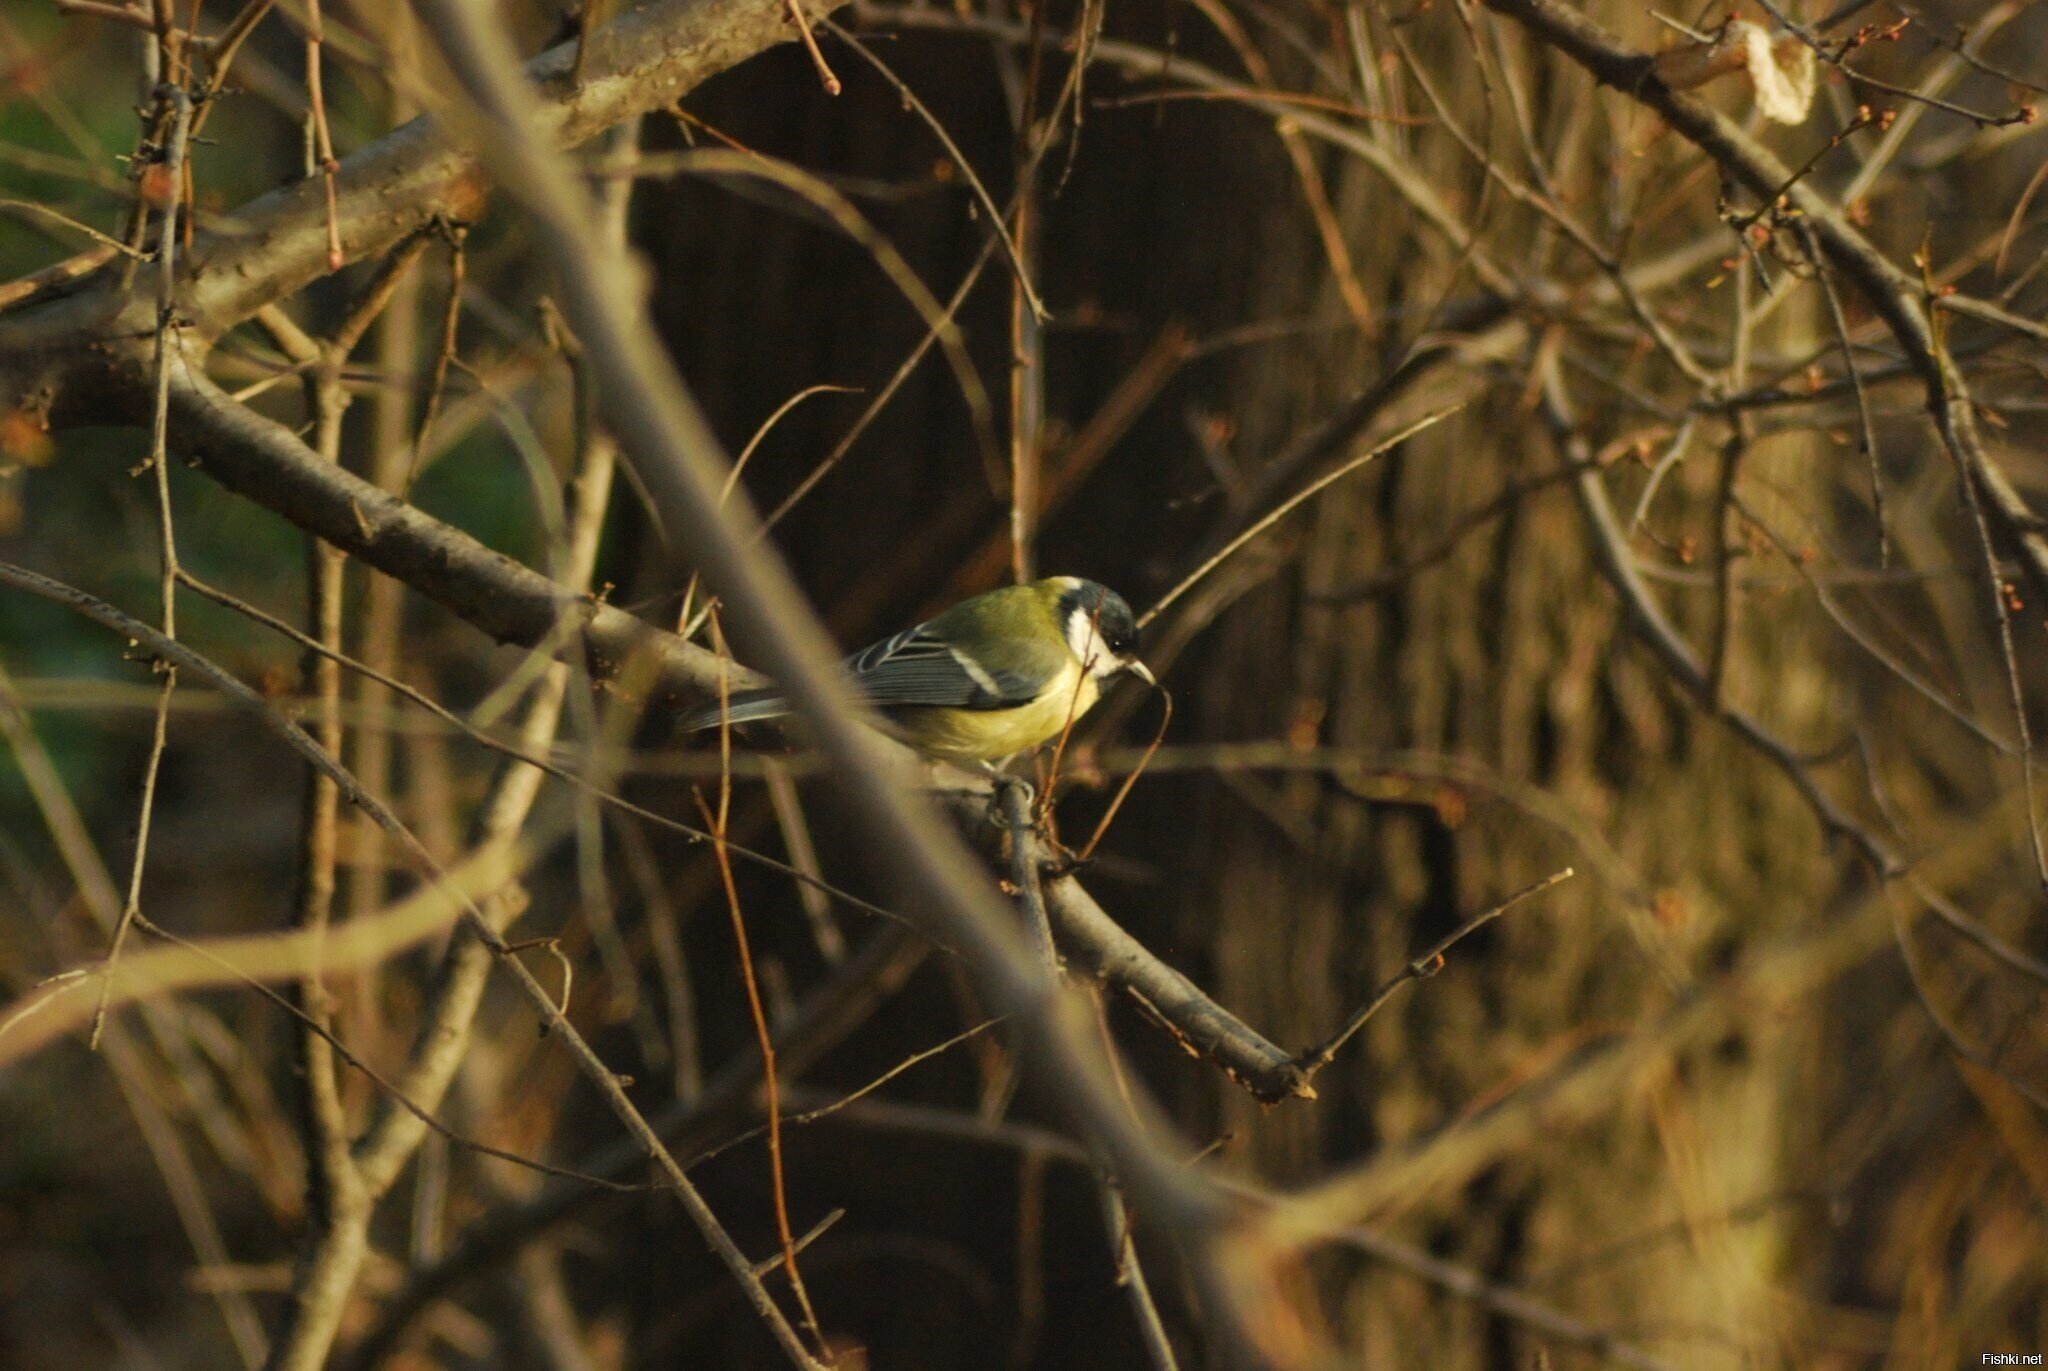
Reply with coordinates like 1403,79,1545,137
1654,21,1816,125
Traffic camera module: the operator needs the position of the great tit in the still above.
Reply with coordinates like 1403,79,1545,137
678,576,1154,764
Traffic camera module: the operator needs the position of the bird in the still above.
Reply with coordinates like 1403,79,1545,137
677,576,1154,765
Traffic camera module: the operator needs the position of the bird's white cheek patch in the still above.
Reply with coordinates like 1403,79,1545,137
1064,609,1105,672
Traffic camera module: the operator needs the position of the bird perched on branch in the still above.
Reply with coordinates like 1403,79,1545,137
678,576,1154,765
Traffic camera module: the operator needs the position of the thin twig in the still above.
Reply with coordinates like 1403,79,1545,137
661,148,998,484
53,0,157,29
751,1209,848,1279
403,221,466,495
820,19,1039,320
122,913,650,1193
304,0,344,270
762,759,849,962
693,1018,1002,1168
676,381,862,638
0,199,150,257
332,233,433,355
782,0,840,95
758,236,998,535
780,1090,1679,1371
1091,88,1427,122
1140,404,1463,629
700,609,828,1357
91,83,192,1050
171,568,906,927
1706,424,1749,711
266,299,363,1371
1084,992,1184,1371
1184,0,1374,335
0,558,829,1371
1075,688,1171,865
695,776,829,1358
1296,869,1576,1077
1733,492,2015,758
333,929,932,1371
92,680,172,1049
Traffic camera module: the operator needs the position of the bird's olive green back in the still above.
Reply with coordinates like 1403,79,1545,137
917,581,1075,685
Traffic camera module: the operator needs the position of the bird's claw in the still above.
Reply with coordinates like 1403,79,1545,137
1042,852,1091,880
986,770,1037,825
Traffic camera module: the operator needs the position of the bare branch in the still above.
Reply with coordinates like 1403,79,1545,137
163,369,742,705
0,559,824,1367
1044,876,1310,1104
5,0,819,347
1477,0,2048,605
400,0,1292,1357
1296,869,1577,1079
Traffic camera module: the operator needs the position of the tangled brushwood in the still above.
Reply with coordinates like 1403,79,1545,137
1,1,2045,1368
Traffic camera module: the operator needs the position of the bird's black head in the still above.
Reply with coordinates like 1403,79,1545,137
1055,578,1143,667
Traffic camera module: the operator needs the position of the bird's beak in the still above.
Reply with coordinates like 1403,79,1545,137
1125,658,1156,687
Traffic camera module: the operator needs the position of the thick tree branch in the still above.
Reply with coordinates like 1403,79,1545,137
0,0,810,376
165,368,740,707
1047,877,1310,1103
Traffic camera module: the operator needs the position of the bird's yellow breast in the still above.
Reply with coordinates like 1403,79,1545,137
891,659,1100,764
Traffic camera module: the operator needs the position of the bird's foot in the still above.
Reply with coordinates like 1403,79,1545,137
1041,842,1091,880
985,767,1036,825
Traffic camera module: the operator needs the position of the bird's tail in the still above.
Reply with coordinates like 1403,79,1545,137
676,687,793,734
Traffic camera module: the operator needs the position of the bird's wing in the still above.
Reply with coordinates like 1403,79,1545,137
676,685,792,733
844,623,1065,711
